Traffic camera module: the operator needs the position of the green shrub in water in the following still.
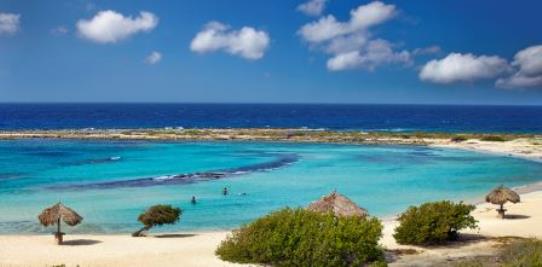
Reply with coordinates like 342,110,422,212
216,207,385,267
393,201,478,245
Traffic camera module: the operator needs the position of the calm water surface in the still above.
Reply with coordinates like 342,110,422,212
1,139,542,234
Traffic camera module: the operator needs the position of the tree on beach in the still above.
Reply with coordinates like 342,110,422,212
216,192,385,266
393,201,477,245
216,208,385,266
132,204,182,237
38,202,83,245
486,185,520,219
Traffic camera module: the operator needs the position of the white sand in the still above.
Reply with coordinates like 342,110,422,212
0,232,246,267
432,138,542,163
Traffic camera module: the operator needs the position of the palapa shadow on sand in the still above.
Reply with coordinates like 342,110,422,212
154,233,197,238
61,239,102,246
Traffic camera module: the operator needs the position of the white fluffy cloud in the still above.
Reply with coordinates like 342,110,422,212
190,21,270,60
297,0,328,17
496,45,542,89
327,39,411,71
145,51,162,65
0,12,20,35
299,1,395,43
298,1,409,71
76,10,158,43
419,53,509,84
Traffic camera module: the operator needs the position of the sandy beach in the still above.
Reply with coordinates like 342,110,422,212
0,231,242,267
1,191,542,266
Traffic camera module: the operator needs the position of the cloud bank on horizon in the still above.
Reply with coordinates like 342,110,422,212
1,0,541,94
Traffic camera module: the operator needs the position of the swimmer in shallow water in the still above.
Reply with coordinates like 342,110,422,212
191,196,197,204
223,187,228,196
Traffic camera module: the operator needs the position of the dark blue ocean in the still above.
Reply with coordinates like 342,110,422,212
1,103,542,133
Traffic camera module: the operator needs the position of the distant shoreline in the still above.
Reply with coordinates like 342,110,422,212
1,128,541,157
0,128,539,142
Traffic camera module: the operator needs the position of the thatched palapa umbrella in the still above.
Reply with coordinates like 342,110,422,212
485,185,520,219
38,202,83,244
307,191,368,217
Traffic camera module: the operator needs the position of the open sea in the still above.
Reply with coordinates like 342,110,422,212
1,103,542,132
1,104,542,234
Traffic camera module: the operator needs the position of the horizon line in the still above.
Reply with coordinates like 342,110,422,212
1,102,542,107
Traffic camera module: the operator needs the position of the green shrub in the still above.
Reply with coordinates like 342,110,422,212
451,135,468,142
132,204,182,237
368,261,389,267
501,238,542,267
216,208,385,267
393,201,478,245
481,135,507,142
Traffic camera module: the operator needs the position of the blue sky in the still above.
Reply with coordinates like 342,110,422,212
0,0,541,104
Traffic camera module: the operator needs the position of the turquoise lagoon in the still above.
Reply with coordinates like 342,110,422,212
1,139,542,234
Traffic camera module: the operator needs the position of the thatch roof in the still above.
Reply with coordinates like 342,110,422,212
38,202,83,227
485,185,520,205
307,191,368,217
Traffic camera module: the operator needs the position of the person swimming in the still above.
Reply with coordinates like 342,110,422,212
191,196,197,204
223,187,228,196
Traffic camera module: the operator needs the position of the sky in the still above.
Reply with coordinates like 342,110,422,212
0,0,541,105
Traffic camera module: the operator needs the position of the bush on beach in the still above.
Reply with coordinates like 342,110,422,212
480,135,507,142
393,201,478,245
215,207,386,266
451,135,468,142
132,204,182,237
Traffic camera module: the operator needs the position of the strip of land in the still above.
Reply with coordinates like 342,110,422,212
2,128,542,162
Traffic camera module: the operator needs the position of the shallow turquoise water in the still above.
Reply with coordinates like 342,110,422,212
1,139,542,234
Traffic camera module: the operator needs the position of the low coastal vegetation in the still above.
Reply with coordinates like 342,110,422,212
393,201,478,245
455,238,542,267
132,204,182,237
0,128,537,145
480,135,508,142
451,135,469,142
215,208,386,267
499,238,542,266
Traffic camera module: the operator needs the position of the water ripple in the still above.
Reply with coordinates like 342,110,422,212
48,153,299,190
